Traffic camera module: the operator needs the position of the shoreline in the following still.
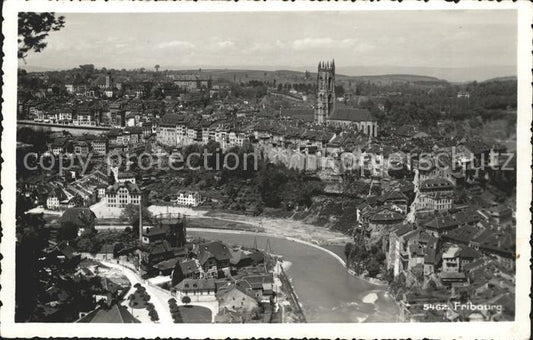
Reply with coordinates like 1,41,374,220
188,224,389,288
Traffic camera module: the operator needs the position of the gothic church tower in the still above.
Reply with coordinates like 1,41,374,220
315,60,335,124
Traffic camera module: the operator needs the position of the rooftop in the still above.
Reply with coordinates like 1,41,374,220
329,107,376,122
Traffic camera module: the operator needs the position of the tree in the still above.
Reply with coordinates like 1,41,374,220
181,295,191,306
18,12,65,60
154,64,160,72
367,259,381,278
58,221,79,241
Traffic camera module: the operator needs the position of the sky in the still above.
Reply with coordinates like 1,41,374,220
21,10,517,81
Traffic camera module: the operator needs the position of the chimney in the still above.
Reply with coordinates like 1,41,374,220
139,199,143,244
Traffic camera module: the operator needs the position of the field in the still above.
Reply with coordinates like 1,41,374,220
173,305,212,323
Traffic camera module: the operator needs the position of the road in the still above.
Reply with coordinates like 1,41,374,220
406,168,419,223
101,261,174,323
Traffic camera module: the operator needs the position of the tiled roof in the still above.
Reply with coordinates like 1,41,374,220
329,107,376,122
392,223,414,237
106,181,140,194
175,278,216,292
424,215,459,230
424,237,438,264
420,178,454,190
77,304,139,323
153,257,180,271
178,259,201,276
160,113,186,126
368,208,404,222
198,241,231,263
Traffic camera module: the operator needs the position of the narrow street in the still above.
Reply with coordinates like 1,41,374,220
101,261,174,323
406,169,419,223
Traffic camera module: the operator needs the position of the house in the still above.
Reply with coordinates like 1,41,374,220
423,208,483,238
58,107,73,123
153,257,181,276
472,229,515,269
440,244,482,285
378,190,409,214
46,187,70,210
387,224,415,277
116,172,136,184
94,243,115,260
124,126,143,144
172,259,203,285
486,204,513,228
91,139,108,156
157,114,185,146
236,273,275,302
106,129,122,144
423,215,460,238
423,237,439,275
367,208,404,238
43,241,81,267
174,278,216,299
441,245,461,273
74,109,97,126
416,192,454,213
76,304,139,323
74,141,90,156
419,178,454,194
173,191,202,207
105,181,141,208
141,240,174,269
442,225,482,246
192,241,232,278
48,137,72,155
216,283,259,313
96,185,107,200
141,225,167,245
142,122,153,137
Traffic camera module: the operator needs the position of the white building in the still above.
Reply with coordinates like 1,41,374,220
105,182,141,208
173,191,202,207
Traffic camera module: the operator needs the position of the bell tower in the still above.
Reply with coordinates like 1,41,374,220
315,59,335,124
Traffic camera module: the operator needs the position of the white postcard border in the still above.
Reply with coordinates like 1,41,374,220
1,1,531,339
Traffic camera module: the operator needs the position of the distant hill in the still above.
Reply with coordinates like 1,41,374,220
482,76,517,83
338,74,448,86
175,68,449,87
19,65,57,73
336,65,516,83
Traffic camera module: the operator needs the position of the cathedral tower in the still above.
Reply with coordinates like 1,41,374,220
315,60,335,124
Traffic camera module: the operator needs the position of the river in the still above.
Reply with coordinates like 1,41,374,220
189,230,400,323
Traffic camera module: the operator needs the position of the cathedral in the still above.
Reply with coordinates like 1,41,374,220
315,60,378,137
315,60,336,124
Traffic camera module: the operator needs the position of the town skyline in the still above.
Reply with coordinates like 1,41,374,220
20,11,517,82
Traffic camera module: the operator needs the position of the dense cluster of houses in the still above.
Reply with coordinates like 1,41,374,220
107,215,276,320
349,136,516,321
34,240,135,323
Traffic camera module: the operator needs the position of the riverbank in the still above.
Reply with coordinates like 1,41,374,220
200,211,391,285
189,229,400,322
203,210,353,246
